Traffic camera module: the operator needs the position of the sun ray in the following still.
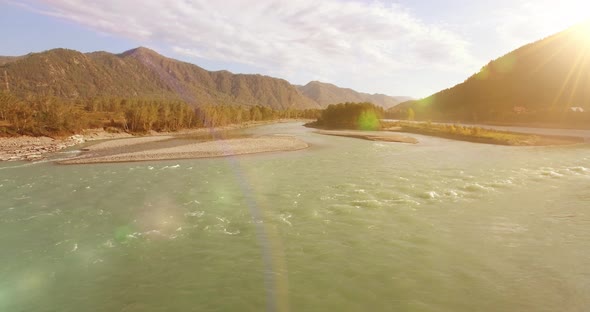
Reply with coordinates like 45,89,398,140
527,39,567,76
549,40,586,111
565,46,589,107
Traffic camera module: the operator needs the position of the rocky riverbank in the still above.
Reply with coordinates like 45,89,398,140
1,120,312,162
0,129,132,162
0,136,82,161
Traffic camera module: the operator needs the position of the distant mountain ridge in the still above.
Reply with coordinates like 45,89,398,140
0,47,319,109
298,81,411,108
0,47,410,110
396,23,590,122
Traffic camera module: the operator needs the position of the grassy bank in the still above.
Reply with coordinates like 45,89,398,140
383,121,584,146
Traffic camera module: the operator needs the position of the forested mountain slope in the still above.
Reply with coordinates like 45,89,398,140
1,47,319,109
396,23,590,124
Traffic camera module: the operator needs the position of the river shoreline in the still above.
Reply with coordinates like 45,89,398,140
315,129,418,144
380,121,586,146
59,135,309,164
389,126,585,146
306,121,584,146
0,120,309,162
0,132,128,162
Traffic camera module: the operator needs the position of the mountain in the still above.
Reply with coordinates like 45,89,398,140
397,23,590,122
298,81,411,108
0,47,319,110
0,56,24,66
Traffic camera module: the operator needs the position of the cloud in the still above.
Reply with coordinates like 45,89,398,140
495,0,590,48
15,0,477,95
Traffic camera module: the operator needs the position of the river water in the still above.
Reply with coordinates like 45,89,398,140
1,123,589,311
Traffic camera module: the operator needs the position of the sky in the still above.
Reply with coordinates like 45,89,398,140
0,0,588,98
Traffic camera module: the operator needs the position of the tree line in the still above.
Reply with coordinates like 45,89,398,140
387,104,590,128
0,92,321,136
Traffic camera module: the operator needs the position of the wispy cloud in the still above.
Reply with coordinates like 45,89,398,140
495,0,590,48
14,0,477,96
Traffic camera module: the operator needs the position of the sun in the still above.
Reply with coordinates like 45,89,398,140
572,20,590,47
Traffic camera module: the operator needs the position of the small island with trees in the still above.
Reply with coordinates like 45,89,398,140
305,102,417,143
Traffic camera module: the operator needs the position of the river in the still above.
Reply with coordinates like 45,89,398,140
1,122,589,311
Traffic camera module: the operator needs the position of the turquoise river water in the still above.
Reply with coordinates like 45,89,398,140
1,122,589,311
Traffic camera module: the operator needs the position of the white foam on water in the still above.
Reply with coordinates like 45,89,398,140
463,183,494,193
0,155,77,170
160,164,180,170
419,191,440,200
129,230,162,239
223,228,240,235
490,179,514,187
280,213,293,226
389,197,421,206
540,169,563,178
443,189,462,200
185,211,205,218
21,212,54,221
568,166,589,174
54,239,71,246
351,199,384,208
126,232,140,239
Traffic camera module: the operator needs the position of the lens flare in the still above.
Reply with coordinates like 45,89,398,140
357,110,380,130
496,54,517,74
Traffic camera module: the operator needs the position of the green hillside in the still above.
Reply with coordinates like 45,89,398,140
394,23,590,126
